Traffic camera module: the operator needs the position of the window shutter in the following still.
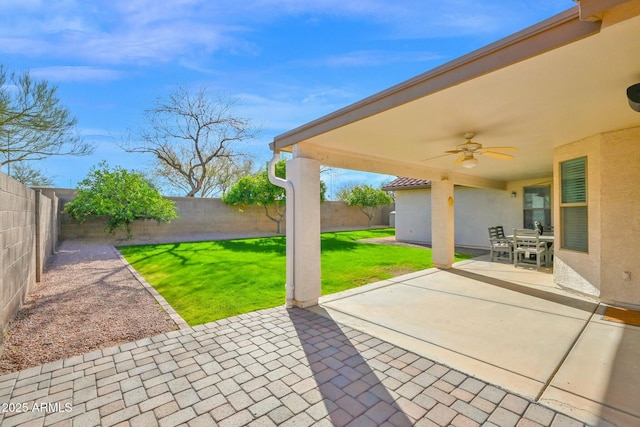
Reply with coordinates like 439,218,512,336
560,157,588,252
561,158,586,203
562,206,588,252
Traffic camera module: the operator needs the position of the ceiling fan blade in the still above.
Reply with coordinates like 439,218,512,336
453,156,465,165
480,146,518,152
445,149,463,154
480,151,514,160
420,152,457,162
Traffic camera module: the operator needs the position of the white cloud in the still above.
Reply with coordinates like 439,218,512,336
319,50,443,68
0,0,246,65
224,0,572,38
0,0,573,67
234,87,358,133
30,66,124,82
1,24,233,65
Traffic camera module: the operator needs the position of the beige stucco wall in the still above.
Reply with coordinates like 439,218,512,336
395,189,431,244
554,126,640,307
553,135,602,297
395,178,552,248
600,127,640,306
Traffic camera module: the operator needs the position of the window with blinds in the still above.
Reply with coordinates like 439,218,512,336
523,185,551,230
560,157,588,252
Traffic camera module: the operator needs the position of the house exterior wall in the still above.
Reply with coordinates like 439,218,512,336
553,135,602,297
554,126,640,306
394,178,552,249
456,183,524,247
395,189,431,243
600,127,640,306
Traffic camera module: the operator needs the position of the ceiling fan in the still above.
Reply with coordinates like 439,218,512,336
433,132,518,169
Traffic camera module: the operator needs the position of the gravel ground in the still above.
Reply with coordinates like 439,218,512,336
0,240,179,375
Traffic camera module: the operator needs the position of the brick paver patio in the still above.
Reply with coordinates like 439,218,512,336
0,306,586,427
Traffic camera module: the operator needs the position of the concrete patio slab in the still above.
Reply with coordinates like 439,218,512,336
312,256,639,427
540,305,640,426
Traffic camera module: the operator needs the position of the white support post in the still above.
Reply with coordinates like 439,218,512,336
431,178,455,269
286,156,321,307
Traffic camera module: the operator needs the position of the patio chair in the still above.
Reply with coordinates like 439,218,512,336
512,228,548,270
488,226,512,262
534,220,554,258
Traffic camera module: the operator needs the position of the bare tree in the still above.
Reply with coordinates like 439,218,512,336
123,86,258,197
150,155,254,198
9,162,54,187
211,156,255,197
0,65,92,173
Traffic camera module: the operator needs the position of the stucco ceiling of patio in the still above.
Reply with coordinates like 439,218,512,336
273,4,640,190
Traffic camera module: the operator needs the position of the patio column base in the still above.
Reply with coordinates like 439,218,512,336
288,298,319,309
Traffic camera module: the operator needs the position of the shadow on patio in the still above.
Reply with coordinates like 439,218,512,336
289,308,414,426
310,256,640,426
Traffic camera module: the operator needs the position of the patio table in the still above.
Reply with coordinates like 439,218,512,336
507,234,555,267
506,235,555,243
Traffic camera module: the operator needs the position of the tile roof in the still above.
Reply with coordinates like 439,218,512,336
382,177,432,190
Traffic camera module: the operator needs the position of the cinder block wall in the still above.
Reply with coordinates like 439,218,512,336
0,172,36,337
0,173,57,341
60,198,393,241
39,188,60,260
35,190,58,281
321,201,392,230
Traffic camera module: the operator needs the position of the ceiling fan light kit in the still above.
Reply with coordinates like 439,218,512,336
461,157,478,168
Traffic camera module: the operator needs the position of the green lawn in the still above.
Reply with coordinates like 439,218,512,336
118,228,473,326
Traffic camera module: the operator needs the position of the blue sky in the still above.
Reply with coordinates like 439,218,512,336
0,0,573,198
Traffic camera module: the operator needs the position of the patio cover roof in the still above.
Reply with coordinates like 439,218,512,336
382,177,431,191
271,1,640,190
